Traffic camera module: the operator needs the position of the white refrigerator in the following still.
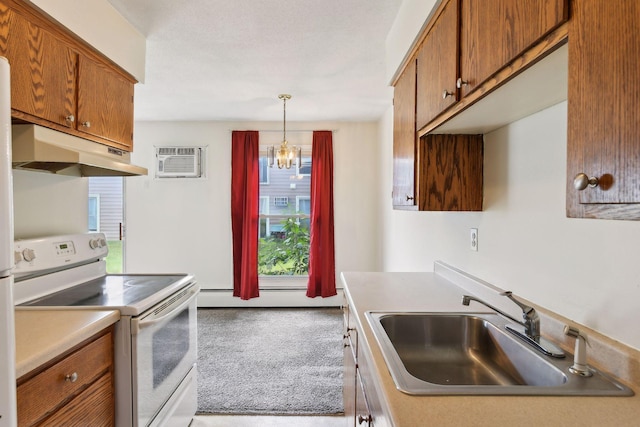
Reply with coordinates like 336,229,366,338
0,56,17,427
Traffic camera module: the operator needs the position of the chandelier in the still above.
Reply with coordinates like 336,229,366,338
268,94,301,169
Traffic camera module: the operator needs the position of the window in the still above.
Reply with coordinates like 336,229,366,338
258,148,311,279
274,196,289,207
297,156,312,176
88,177,124,274
88,194,100,232
259,157,269,184
259,196,269,238
296,196,311,229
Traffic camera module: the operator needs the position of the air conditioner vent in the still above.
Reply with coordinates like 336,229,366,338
156,146,205,178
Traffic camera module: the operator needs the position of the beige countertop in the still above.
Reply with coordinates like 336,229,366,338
341,268,640,427
15,309,120,379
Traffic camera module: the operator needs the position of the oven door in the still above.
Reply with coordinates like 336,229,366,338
131,283,198,426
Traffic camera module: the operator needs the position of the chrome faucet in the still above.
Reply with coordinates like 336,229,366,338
462,292,565,358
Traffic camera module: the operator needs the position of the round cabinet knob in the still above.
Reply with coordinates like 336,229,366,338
81,121,91,128
65,114,75,123
22,248,36,262
573,173,599,191
65,372,78,383
456,77,468,88
442,89,454,99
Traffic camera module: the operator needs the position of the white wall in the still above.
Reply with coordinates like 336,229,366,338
378,101,640,351
125,121,380,292
12,170,87,239
385,0,438,84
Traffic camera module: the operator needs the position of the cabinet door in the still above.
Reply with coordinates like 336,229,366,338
355,369,373,426
392,59,417,208
343,302,358,426
77,55,134,150
416,0,458,130
0,5,77,127
418,134,483,211
459,0,568,97
343,332,357,427
567,0,640,219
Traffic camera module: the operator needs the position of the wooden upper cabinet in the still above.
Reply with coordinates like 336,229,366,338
416,0,459,130
567,0,640,219
0,5,77,128
77,56,134,149
459,0,568,97
418,134,483,211
392,59,417,208
0,0,136,151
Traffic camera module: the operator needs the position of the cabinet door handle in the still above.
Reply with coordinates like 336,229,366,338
574,173,599,190
65,114,75,123
358,414,373,425
64,372,78,383
81,121,91,128
456,78,468,88
442,89,454,99
406,195,414,201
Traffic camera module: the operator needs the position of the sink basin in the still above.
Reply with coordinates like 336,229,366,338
366,312,634,396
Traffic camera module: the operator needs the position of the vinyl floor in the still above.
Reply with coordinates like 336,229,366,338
191,414,345,426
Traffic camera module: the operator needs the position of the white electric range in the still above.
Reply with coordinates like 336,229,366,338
13,233,199,427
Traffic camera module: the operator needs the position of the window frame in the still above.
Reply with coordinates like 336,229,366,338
297,155,312,176
88,193,100,232
259,156,270,184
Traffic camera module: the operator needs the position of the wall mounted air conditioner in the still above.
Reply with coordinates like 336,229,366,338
156,146,205,178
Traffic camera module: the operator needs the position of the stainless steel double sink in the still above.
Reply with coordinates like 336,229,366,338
365,311,634,396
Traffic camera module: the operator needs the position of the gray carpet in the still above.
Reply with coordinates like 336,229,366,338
196,308,344,415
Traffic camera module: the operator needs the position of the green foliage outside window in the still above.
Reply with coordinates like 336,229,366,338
258,217,310,275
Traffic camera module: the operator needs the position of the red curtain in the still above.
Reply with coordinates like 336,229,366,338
307,131,337,298
231,131,260,300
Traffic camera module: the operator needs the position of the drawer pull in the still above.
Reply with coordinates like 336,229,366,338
64,372,78,383
358,414,372,425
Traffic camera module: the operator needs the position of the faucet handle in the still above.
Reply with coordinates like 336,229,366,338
500,291,533,313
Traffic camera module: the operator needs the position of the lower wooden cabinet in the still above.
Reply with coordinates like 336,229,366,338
343,300,385,427
17,328,114,427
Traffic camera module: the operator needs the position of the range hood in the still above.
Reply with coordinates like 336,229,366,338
11,124,148,177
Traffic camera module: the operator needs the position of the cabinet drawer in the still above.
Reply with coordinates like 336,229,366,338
17,331,113,426
44,372,114,427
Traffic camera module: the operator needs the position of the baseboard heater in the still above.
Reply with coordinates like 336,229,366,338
197,288,343,308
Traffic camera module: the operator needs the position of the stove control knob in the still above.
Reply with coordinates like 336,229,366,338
99,238,107,247
14,251,23,264
89,239,99,249
22,248,36,262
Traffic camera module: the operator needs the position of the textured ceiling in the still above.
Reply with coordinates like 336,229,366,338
106,0,402,122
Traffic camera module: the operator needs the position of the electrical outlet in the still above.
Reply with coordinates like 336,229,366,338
470,228,478,251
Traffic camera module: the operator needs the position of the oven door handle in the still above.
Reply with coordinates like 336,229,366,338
132,284,198,333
